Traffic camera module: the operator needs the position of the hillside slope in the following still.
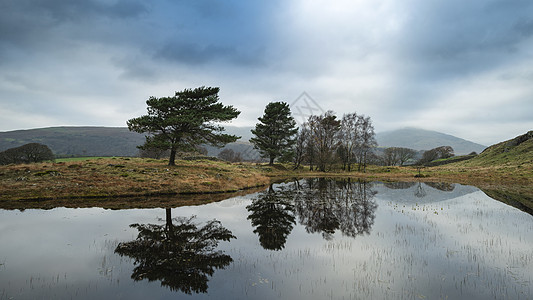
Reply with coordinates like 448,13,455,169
458,131,533,167
376,127,486,155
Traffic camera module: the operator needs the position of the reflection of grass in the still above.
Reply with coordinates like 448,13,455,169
481,189,533,214
255,161,532,199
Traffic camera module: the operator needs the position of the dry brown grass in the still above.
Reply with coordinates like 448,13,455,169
0,157,270,202
1,158,530,208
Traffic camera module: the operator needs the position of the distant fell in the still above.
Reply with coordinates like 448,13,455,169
376,128,486,155
0,126,253,158
0,127,146,157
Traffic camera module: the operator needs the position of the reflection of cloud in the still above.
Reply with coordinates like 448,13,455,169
375,182,479,204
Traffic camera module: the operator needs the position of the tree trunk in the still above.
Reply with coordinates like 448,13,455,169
165,208,173,238
169,148,177,166
269,156,275,165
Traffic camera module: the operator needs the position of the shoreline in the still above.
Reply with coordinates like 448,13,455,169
1,157,531,209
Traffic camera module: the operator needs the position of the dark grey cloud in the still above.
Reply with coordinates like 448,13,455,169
155,41,265,67
22,0,148,21
0,0,531,145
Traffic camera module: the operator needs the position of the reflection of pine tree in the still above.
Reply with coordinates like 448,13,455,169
293,178,377,239
247,185,296,250
115,211,234,294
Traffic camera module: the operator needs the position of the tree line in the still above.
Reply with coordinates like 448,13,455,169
0,86,456,167
127,86,457,168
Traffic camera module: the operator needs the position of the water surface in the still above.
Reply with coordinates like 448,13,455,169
1,179,531,299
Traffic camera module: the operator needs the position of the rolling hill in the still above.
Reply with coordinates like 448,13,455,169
0,126,257,158
376,127,486,155
0,127,146,157
1,126,488,158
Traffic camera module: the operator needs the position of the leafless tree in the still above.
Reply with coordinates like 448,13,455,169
354,115,377,172
383,147,416,166
307,111,341,172
292,124,309,170
338,113,359,171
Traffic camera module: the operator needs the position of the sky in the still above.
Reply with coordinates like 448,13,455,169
1,0,532,146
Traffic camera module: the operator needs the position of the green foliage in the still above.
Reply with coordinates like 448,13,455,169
0,143,55,165
250,102,298,165
418,146,454,165
127,87,240,166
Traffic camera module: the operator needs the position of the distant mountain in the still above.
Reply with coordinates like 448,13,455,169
0,126,489,159
225,126,254,142
376,128,486,155
0,126,256,158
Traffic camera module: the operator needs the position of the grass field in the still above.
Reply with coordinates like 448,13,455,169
0,157,270,202
54,157,112,162
1,148,531,210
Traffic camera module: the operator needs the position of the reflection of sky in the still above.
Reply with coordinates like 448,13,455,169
0,183,532,299
373,182,480,204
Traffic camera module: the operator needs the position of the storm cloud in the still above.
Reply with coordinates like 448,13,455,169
0,0,532,145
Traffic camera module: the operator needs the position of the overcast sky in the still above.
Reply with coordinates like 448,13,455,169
1,0,532,145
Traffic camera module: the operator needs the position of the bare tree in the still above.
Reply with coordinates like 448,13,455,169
292,124,309,170
307,111,341,172
354,115,377,172
383,147,416,166
338,113,359,171
217,148,242,162
383,147,400,166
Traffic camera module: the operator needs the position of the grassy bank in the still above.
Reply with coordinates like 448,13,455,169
0,157,270,201
1,156,531,209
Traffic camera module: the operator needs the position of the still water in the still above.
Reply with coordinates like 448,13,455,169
1,179,532,299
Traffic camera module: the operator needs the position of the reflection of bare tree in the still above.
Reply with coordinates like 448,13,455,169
247,185,296,251
414,182,427,198
115,210,234,294
425,182,455,192
292,178,377,240
384,182,416,190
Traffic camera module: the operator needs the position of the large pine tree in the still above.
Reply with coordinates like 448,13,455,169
127,87,240,166
250,102,298,165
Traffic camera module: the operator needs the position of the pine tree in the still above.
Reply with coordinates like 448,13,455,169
127,87,240,166
250,102,298,165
